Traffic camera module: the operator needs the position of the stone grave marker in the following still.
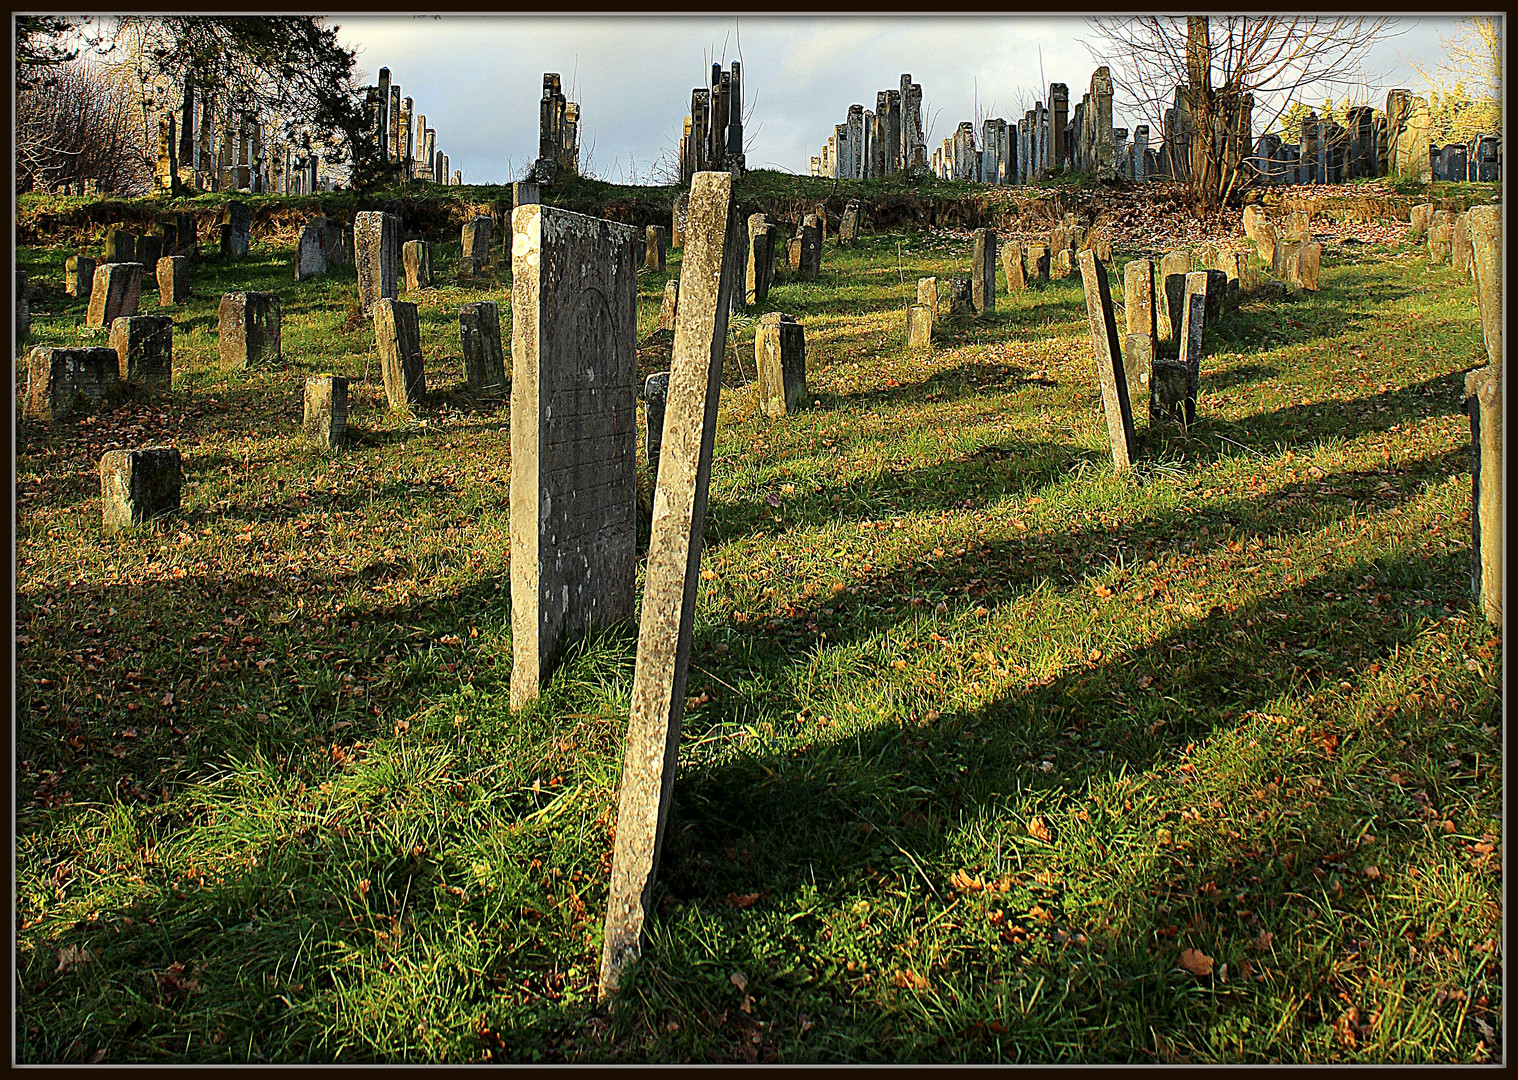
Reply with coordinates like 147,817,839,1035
599,171,740,999
1123,258,1158,417
508,202,638,709
671,193,687,249
756,312,807,417
304,375,349,450
658,280,679,331
1051,248,1075,280
745,215,774,304
839,200,862,246
1467,206,1501,367
514,181,541,214
174,212,197,262
100,447,181,534
917,277,938,321
1153,270,1206,429
355,211,401,315
461,215,494,277
17,270,29,338
1406,203,1434,242
374,298,426,408
157,256,189,305
1158,251,1190,345
403,240,433,291
295,222,328,281
948,276,974,316
907,305,933,350
797,221,821,279
1464,365,1502,627
1076,249,1136,472
138,234,163,273
109,315,173,388
1204,268,1228,324
1451,212,1474,275
1123,332,1152,431
459,300,506,394
643,371,670,481
645,225,667,272
218,292,280,368
103,229,137,264
221,202,251,256
25,346,120,421
971,228,996,314
67,255,96,300
1001,243,1025,294
1024,242,1049,281
1427,222,1453,265
85,263,143,328
322,219,350,267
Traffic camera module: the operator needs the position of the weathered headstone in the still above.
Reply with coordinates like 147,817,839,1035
1242,205,1277,264
461,215,494,278
916,277,938,321
1076,250,1136,471
1282,210,1311,241
1287,241,1321,292
907,305,933,350
971,228,997,314
373,298,426,408
797,221,821,279
221,202,250,257
671,193,688,249
1158,251,1190,345
1406,203,1434,242
508,202,639,709
1123,259,1159,370
103,229,137,264
67,255,96,300
1427,222,1453,265
459,300,506,394
295,222,328,281
109,314,173,388
839,200,862,246
303,375,348,450
755,312,807,418
658,280,679,331
599,172,740,999
1204,268,1228,324
138,235,163,274
157,256,189,305
514,180,541,214
947,276,974,317
1122,332,1152,431
643,371,670,480
1467,206,1501,368
1464,364,1502,627
84,263,143,328
217,291,281,368
100,447,181,534
322,218,350,267
24,346,120,421
403,240,433,291
1024,242,1049,281
1001,243,1025,294
745,215,774,304
1051,248,1076,280
1451,212,1474,275
645,225,667,272
355,211,401,315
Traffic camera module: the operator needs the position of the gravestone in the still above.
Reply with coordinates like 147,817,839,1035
1467,206,1501,368
745,215,774,304
24,346,120,421
221,202,250,256
355,211,401,314
1451,212,1474,275
459,300,506,394
1283,210,1311,241
1024,242,1049,281
839,200,862,246
217,292,280,368
755,312,807,418
1464,365,1502,627
109,314,173,388
971,228,996,314
151,219,177,259
1051,249,1075,280
138,235,163,274
1123,259,1159,373
373,298,426,408
84,263,143,328
947,276,974,316
916,277,938,321
599,171,740,999
1271,239,1300,280
645,225,667,272
1001,243,1025,293
1406,203,1434,242
1122,332,1152,432
508,202,638,709
671,193,687,248
174,212,197,262
67,255,96,300
461,215,494,277
403,240,433,291
658,280,679,331
643,371,670,481
103,229,137,264
514,181,541,215
1076,249,1136,472
1427,223,1453,265
1286,242,1321,291
304,375,348,450
157,256,189,305
1204,269,1228,325
100,447,181,534
295,222,328,281
1158,251,1190,346
797,221,821,279
907,305,933,350
322,218,350,267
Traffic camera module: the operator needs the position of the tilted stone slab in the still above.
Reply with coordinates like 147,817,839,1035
109,314,173,388
645,226,667,273
916,277,938,321
403,240,433,291
971,228,996,314
217,291,281,368
1024,243,1049,281
354,211,400,315
459,300,506,394
1464,364,1502,627
839,201,862,246
67,255,96,300
599,171,740,999
461,215,494,277
373,298,426,408
907,304,933,350
1158,251,1190,345
103,229,137,264
304,375,349,450
745,216,774,304
509,203,639,710
24,346,120,421
1076,249,1136,471
157,256,189,305
643,371,670,481
84,262,143,328
947,276,974,317
658,280,679,331
1001,243,1025,294
100,447,181,534
1467,206,1501,368
756,312,807,418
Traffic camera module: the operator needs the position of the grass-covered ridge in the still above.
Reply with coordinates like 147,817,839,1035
14,203,1502,1063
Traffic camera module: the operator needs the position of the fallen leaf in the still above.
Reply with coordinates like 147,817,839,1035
949,869,985,892
893,969,929,990
56,944,94,973
1178,948,1214,977
729,971,748,991
1028,816,1053,843
726,892,761,909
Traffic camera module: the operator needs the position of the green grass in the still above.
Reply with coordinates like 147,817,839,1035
14,196,1501,1063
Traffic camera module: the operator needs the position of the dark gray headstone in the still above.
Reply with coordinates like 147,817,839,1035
756,312,807,417
25,346,120,421
355,211,400,314
100,447,181,533
373,298,425,408
109,314,173,388
217,291,280,368
459,300,505,394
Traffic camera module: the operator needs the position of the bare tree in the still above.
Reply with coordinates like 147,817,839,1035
15,59,152,194
1084,16,1397,212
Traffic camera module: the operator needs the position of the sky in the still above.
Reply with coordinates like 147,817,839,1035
332,15,1485,186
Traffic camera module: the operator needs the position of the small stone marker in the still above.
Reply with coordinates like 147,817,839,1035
1076,249,1136,472
17,270,29,338
1464,365,1502,626
1427,222,1453,265
84,263,143,328
839,200,862,246
355,211,401,315
1406,203,1434,242
1024,242,1049,281
217,292,281,368
459,300,506,394
373,298,426,408
1282,210,1311,241
1203,268,1228,324
1451,212,1473,275
971,228,996,314
295,222,327,281
1467,206,1501,367
1051,248,1075,280
157,256,189,305
1153,271,1206,429
138,235,162,273
67,255,96,300
745,215,774,304
403,240,433,291
755,312,807,417
797,221,821,279
1122,332,1152,431
508,202,638,709
103,229,137,264
109,314,173,388
671,193,687,249
643,371,670,480
599,171,740,1000
100,447,181,534
24,346,120,421
221,202,251,256
304,375,349,450
658,280,679,331
645,225,667,272
322,219,350,267
461,215,493,277
907,305,933,350
947,276,974,317
916,277,938,321
1001,243,1025,293
1158,251,1190,345
1123,259,1158,376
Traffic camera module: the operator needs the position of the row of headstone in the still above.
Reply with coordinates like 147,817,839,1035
153,82,276,194
811,75,926,180
359,66,453,186
529,73,580,185
681,61,746,182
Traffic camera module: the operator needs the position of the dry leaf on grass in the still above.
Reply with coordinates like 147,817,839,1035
1178,948,1215,977
1028,816,1054,843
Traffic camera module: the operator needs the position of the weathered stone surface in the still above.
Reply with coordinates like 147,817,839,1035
461,215,494,277
1150,361,1194,429
796,222,821,279
1024,243,1049,281
745,216,774,304
24,346,120,421
947,276,974,317
217,291,280,368
1001,243,1025,293
157,256,189,305
1464,364,1502,626
839,200,862,246
907,304,933,350
509,202,638,711
1272,238,1301,280
303,375,348,449
1282,210,1311,241
916,277,938,321
1204,268,1228,325
643,371,670,480
109,314,173,388
1406,202,1434,242
1122,331,1152,433
373,298,426,408
103,229,137,264
295,222,328,281
756,312,807,418
1076,250,1136,471
1289,242,1321,291
84,263,143,328
354,211,400,315
513,180,540,213
459,300,506,394
322,219,349,266
658,280,679,331
138,235,163,273
1467,206,1501,368
644,225,667,272
1427,223,1453,265
599,171,739,999
971,228,996,314
1051,248,1075,280
1246,210,1278,266
100,447,181,533
1123,259,1158,368
1158,251,1190,345
403,240,433,291
1451,212,1473,275
67,255,96,300
220,202,250,256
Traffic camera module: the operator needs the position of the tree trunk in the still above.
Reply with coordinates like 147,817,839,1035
1187,16,1220,213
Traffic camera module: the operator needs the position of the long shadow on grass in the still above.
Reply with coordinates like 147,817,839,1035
1203,371,1467,451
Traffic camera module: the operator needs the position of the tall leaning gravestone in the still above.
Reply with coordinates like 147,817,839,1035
599,171,741,999
509,203,639,708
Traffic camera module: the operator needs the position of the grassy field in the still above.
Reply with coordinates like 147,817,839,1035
14,190,1502,1063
